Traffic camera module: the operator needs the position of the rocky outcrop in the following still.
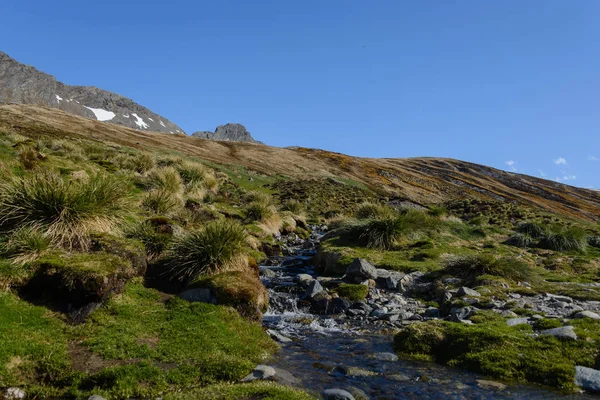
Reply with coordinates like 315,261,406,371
0,51,184,134
192,123,259,143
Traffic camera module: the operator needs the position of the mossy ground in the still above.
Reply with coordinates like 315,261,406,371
394,312,600,391
333,283,368,302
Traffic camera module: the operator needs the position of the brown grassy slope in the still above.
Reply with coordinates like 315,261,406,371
1,104,599,222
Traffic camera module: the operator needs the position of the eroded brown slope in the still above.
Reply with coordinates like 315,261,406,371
1,104,598,222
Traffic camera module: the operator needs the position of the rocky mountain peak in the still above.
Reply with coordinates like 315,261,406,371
0,51,185,134
192,123,259,143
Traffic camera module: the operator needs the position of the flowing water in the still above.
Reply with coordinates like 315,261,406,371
260,230,597,400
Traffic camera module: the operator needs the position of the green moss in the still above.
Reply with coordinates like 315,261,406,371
533,318,563,331
189,271,269,320
0,291,71,387
164,381,316,400
333,283,368,301
394,318,600,390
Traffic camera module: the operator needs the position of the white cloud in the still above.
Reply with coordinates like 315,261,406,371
589,156,598,161
553,157,567,165
538,169,546,177
556,175,577,182
505,160,517,171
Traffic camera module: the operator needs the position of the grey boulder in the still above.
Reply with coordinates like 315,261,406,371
574,311,600,320
241,365,276,382
300,280,325,300
346,259,378,280
457,286,481,297
575,366,600,392
540,326,577,341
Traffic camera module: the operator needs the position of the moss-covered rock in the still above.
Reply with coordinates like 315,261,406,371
333,283,368,301
185,271,269,321
394,316,600,390
90,233,146,275
28,251,136,312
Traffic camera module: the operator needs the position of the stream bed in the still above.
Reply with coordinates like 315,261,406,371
259,230,597,400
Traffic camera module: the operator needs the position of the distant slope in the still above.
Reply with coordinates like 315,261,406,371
0,51,184,134
1,104,598,222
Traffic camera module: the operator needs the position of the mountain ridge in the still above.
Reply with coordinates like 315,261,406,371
0,103,598,223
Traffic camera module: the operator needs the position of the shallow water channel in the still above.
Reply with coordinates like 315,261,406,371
260,232,597,400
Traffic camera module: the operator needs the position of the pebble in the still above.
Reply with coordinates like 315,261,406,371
241,365,276,382
323,388,356,400
372,352,399,362
4,388,25,400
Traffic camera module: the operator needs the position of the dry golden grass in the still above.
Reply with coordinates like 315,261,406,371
1,104,599,222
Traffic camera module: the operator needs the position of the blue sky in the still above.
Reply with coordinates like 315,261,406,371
1,1,599,188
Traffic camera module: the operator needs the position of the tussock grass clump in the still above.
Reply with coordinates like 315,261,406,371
245,201,276,222
505,232,536,248
145,166,184,193
202,171,220,193
358,209,444,250
0,172,131,249
165,220,248,282
588,236,600,248
18,147,44,169
141,190,184,214
244,191,272,205
540,226,587,252
126,221,173,259
176,161,207,185
427,205,447,217
355,202,395,220
516,221,546,239
1,226,51,265
114,152,156,174
444,254,534,283
282,199,303,214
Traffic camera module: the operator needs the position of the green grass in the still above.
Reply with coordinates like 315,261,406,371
0,291,71,388
394,313,600,390
164,220,248,283
1,225,51,265
354,202,395,220
84,282,276,384
164,382,316,400
443,254,535,284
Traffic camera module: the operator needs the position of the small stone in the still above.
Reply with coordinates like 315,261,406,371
295,273,313,284
506,317,530,327
300,280,325,300
383,312,399,322
370,307,388,319
442,277,462,285
457,287,481,297
476,379,507,391
347,387,370,400
500,310,518,318
575,366,600,392
449,306,476,322
424,307,440,318
372,352,399,362
540,326,577,341
87,396,107,400
266,329,292,343
531,314,544,320
323,388,356,400
376,269,391,279
5,388,25,400
259,267,277,278
574,311,600,320
241,365,276,382
346,259,378,280
546,293,573,303
330,297,352,314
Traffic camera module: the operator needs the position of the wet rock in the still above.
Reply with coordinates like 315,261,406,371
449,306,476,322
457,287,481,297
345,367,376,377
295,273,313,284
376,269,391,280
331,297,352,314
476,380,507,391
372,352,399,362
311,298,330,314
424,307,440,318
506,317,530,326
350,301,373,314
300,280,325,300
388,373,411,381
575,366,600,392
346,259,378,280
266,329,292,343
412,282,433,294
347,387,370,400
540,326,577,341
574,311,600,320
442,277,462,285
384,312,400,322
370,307,388,319
241,365,276,382
323,388,356,400
259,267,278,278
4,388,25,400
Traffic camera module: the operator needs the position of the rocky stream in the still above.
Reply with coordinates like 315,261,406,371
254,227,600,399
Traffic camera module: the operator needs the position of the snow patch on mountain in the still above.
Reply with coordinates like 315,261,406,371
131,113,149,129
84,106,116,121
